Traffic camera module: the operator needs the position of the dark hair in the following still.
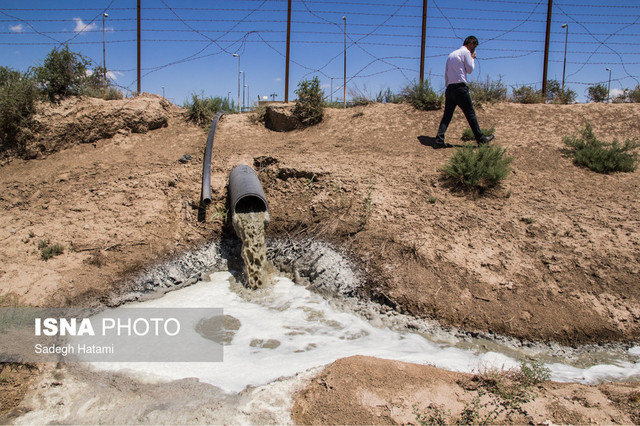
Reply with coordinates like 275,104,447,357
463,35,478,46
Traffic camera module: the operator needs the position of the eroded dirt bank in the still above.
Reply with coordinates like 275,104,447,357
1,99,639,343
292,355,640,424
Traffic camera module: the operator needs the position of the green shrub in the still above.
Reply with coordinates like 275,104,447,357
511,85,542,104
401,79,442,111
541,80,577,104
38,239,64,261
102,86,124,100
33,46,91,102
469,75,507,105
0,66,39,152
184,93,235,127
375,87,402,104
441,144,513,189
586,83,608,103
563,123,639,173
629,85,640,103
294,76,325,126
461,126,494,142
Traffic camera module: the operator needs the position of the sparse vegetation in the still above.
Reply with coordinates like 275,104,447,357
461,126,494,142
469,76,507,105
0,66,39,152
428,196,438,204
563,123,639,173
441,144,513,190
586,83,609,103
184,93,235,127
33,46,91,102
414,360,551,424
511,85,542,104
294,76,325,126
38,239,64,261
546,79,577,104
401,79,442,111
521,217,534,225
629,85,640,103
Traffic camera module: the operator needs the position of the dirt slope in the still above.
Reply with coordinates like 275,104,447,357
292,355,640,424
0,98,639,347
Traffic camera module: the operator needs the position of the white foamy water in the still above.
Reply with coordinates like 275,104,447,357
84,272,640,393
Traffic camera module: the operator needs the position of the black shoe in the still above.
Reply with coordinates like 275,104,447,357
434,141,453,149
477,135,494,145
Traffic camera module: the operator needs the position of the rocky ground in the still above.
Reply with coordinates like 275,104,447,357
1,95,639,422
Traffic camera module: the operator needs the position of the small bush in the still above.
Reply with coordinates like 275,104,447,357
541,80,577,104
629,85,640,103
375,87,402,104
461,126,494,142
587,83,608,103
511,85,542,104
294,76,325,126
185,93,235,127
441,144,513,189
33,46,91,102
0,66,39,152
401,79,442,111
38,239,64,261
563,123,639,173
469,75,507,105
102,86,124,100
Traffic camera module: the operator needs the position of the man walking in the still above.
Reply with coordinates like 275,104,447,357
435,36,494,147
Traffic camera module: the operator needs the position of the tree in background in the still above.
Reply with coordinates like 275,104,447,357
33,46,91,102
586,83,608,103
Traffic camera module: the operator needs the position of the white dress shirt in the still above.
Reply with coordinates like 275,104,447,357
444,46,475,86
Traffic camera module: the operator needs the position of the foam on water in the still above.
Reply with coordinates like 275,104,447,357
232,212,270,289
84,272,640,393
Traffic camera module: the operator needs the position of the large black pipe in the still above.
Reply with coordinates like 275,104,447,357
228,165,269,222
200,112,225,205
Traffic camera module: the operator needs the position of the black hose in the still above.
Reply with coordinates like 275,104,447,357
200,111,226,205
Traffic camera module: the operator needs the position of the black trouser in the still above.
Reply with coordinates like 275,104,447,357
436,82,483,143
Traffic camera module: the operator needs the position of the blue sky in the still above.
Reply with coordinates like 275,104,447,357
2,0,639,105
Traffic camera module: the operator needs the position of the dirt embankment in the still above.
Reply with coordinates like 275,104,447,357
292,355,640,424
1,98,639,345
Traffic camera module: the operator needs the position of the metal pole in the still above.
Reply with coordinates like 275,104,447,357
561,24,568,90
342,16,347,109
137,0,141,94
242,73,246,111
162,86,165,99
285,0,292,103
606,68,611,103
234,54,240,111
247,85,250,109
419,0,427,83
239,70,243,111
330,77,333,103
102,13,108,90
541,0,553,102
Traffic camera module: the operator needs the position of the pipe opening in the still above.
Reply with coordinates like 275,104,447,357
234,195,267,214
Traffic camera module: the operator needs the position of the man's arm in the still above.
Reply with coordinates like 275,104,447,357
464,50,475,74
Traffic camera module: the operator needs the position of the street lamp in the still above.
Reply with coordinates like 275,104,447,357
161,86,165,99
330,77,334,103
342,16,347,109
102,12,108,90
606,68,612,103
242,72,246,112
561,24,568,90
233,53,241,111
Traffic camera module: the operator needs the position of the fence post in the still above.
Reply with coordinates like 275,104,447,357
419,0,427,83
542,0,553,102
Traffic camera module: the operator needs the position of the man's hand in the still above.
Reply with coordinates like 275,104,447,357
471,51,476,59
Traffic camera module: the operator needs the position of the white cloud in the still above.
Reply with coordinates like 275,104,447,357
274,77,281,82
9,24,24,33
73,18,97,34
610,88,624,98
106,71,123,80
321,83,330,89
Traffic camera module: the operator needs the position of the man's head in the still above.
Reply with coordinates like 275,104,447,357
463,35,479,53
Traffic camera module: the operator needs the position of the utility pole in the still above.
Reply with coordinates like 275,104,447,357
270,93,277,101
102,13,108,90
162,86,165,99
285,0,292,103
242,73,246,111
541,0,553,102
137,0,141,94
233,54,240,111
342,16,347,109
330,77,333,103
419,0,427,83
606,68,612,103
561,24,568,90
